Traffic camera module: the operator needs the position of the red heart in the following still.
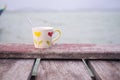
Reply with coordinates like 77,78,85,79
48,32,53,37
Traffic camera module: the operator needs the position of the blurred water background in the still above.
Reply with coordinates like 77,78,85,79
0,11,120,44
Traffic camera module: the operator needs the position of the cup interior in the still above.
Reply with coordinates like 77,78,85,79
32,27,53,31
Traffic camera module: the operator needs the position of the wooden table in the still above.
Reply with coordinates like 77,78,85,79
0,59,34,80
0,43,120,80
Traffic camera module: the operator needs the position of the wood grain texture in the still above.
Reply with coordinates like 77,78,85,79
0,43,120,59
0,59,34,80
36,60,91,80
89,60,120,80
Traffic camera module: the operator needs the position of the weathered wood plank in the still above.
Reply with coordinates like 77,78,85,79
0,59,35,80
0,43,120,59
89,60,120,80
36,60,91,80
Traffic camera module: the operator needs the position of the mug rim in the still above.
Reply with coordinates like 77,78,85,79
32,27,53,30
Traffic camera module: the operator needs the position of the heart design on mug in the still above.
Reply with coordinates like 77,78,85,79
48,32,53,37
34,31,41,37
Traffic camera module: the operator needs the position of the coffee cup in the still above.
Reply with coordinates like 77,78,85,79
32,27,61,48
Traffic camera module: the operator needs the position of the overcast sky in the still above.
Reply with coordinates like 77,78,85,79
1,0,120,11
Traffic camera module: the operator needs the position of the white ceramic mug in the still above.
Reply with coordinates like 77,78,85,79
32,27,61,48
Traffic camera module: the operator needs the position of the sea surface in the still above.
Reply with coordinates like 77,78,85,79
0,11,120,44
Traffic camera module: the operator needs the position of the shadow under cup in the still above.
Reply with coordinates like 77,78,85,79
32,27,61,48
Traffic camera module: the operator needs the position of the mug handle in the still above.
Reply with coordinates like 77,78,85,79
52,29,62,44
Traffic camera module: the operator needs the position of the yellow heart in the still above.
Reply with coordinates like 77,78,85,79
34,32,41,37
